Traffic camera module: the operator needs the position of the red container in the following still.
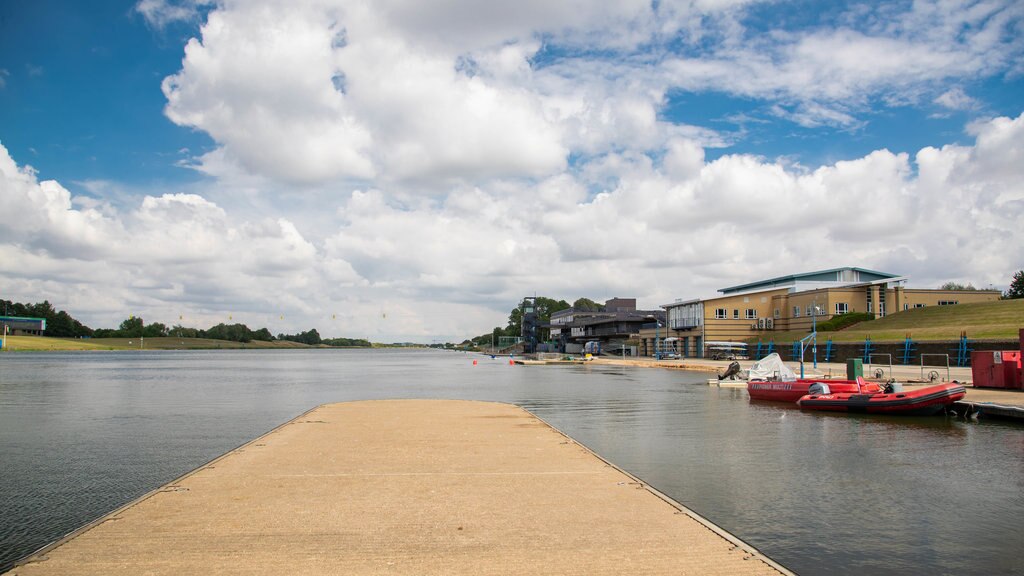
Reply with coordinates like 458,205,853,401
1002,350,1022,389
972,351,1009,388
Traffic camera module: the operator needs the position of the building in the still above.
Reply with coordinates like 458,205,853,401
0,316,47,336
549,298,664,354
639,267,1001,358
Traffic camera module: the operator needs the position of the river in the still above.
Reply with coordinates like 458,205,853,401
0,349,1021,574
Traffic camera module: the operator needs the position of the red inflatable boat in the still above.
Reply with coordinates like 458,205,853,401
748,377,881,403
797,382,966,415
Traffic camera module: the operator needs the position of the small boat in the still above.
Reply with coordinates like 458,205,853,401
748,377,881,402
797,382,966,415
744,353,882,402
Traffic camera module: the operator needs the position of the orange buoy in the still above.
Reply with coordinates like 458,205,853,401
472,360,478,365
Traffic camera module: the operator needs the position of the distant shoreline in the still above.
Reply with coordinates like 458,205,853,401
0,335,384,352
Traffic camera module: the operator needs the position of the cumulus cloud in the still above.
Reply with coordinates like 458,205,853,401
4,113,1023,340
155,0,1024,189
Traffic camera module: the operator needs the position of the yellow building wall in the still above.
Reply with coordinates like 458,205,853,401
657,284,1000,357
701,289,789,344
899,289,1000,310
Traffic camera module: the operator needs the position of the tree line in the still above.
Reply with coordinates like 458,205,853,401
1,300,372,346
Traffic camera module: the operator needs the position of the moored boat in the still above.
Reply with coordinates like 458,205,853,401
748,377,881,402
744,353,882,402
797,382,966,415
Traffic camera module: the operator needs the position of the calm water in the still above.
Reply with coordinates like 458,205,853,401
1,349,1022,575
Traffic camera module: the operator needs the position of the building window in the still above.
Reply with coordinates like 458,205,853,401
904,304,909,311
715,308,727,319
774,308,780,319
938,300,958,306
793,306,801,318
745,309,757,319
732,309,739,319
914,303,926,309
835,302,849,314
806,305,812,316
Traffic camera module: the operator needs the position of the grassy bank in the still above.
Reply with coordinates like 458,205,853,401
752,299,1024,344
0,336,315,351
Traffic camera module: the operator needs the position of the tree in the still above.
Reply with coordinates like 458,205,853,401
171,325,200,338
142,322,169,338
276,328,322,345
572,297,603,312
939,282,977,291
118,317,144,338
204,323,254,342
301,328,321,345
1006,270,1024,299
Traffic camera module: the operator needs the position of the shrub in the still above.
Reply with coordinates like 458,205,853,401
816,312,874,331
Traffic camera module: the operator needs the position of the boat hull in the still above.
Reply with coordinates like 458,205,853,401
747,378,880,403
797,383,966,415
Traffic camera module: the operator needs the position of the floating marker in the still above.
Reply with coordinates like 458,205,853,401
472,360,478,366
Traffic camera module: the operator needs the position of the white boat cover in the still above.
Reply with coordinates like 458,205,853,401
747,353,796,381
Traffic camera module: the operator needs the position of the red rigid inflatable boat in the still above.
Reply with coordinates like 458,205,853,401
797,382,966,415
748,377,881,403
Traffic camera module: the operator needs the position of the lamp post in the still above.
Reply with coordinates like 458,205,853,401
655,320,662,360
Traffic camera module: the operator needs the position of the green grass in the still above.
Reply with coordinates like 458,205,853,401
2,336,131,351
750,299,1024,344
1,336,315,351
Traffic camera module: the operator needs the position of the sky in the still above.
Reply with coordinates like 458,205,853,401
1,0,1022,343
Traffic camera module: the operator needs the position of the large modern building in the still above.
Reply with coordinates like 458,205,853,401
549,298,664,354
639,267,1001,358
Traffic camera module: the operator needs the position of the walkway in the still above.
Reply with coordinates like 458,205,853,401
7,400,790,575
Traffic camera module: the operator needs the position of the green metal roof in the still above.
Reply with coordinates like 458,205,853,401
718,267,899,294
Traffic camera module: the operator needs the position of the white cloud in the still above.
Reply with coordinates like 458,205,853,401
8,113,1023,341
156,0,1024,189
934,87,979,111
134,0,210,29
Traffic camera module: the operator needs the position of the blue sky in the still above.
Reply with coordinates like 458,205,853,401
0,1,211,189
0,0,1022,340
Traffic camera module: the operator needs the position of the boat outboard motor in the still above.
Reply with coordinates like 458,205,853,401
807,382,831,395
719,361,742,381
883,380,903,393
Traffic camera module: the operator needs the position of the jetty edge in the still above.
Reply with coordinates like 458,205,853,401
6,399,792,575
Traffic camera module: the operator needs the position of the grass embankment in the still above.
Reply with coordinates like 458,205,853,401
0,336,314,351
754,299,1024,344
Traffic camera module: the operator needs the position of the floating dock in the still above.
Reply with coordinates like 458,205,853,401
7,400,790,575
